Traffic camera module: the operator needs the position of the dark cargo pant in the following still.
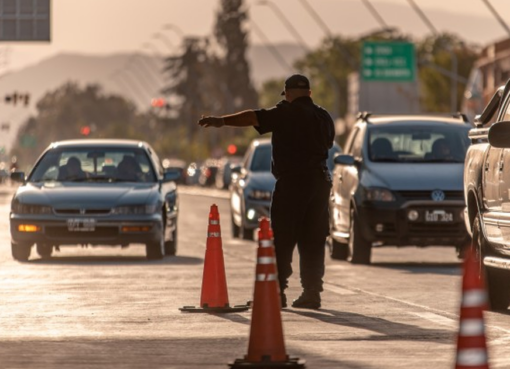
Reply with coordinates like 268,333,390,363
270,169,331,293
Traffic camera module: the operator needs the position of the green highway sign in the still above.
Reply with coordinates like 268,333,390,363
361,41,416,82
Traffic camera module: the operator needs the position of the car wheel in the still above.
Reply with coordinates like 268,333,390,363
36,243,53,259
231,214,240,238
328,237,349,260
473,214,510,310
348,209,372,265
164,228,177,256
146,221,165,260
12,242,32,262
241,224,254,241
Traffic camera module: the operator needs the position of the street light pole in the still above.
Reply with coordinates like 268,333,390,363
406,0,458,112
360,0,389,29
249,18,293,73
480,0,510,38
255,0,341,119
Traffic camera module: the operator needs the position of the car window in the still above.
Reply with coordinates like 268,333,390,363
29,147,157,182
250,144,271,172
368,124,471,163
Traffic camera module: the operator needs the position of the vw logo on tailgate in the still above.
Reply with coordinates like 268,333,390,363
431,190,445,202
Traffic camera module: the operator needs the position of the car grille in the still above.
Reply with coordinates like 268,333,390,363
45,226,119,238
407,222,466,237
396,191,464,201
54,208,111,215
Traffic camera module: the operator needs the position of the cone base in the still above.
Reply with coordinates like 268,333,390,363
228,357,305,368
179,304,250,313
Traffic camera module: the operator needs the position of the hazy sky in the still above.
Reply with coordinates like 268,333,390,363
1,0,510,72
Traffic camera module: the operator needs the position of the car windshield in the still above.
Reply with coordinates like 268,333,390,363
250,144,271,172
368,124,471,163
29,147,157,183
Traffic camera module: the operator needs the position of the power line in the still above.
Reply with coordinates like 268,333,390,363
480,0,510,37
360,0,388,29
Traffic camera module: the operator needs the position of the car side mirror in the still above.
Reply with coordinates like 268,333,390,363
333,154,356,166
10,171,25,183
163,168,181,183
488,121,510,148
230,164,242,174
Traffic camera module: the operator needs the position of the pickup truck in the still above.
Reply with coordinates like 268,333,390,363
464,80,510,310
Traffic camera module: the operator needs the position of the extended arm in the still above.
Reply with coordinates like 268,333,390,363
198,110,259,128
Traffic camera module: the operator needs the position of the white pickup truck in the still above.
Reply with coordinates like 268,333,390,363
464,81,510,310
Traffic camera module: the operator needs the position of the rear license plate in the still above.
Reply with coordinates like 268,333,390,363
67,218,96,232
425,210,453,222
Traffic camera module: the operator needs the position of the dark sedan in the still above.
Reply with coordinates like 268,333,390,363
10,139,180,261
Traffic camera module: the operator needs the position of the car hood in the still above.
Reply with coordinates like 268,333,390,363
15,182,158,207
245,171,276,191
362,163,464,191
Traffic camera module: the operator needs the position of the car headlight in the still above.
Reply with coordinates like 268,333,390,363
111,204,158,215
11,201,52,214
364,188,395,202
248,190,272,201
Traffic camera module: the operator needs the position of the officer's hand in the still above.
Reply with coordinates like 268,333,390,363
198,116,224,128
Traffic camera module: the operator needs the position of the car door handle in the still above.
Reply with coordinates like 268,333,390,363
338,174,343,182
500,162,505,171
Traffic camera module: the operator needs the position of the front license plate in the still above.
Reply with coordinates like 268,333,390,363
425,210,453,222
67,218,96,232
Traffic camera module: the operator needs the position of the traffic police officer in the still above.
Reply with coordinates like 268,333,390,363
198,74,335,309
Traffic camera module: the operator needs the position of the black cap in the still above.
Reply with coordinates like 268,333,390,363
280,74,310,95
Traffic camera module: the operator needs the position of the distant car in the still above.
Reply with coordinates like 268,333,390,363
198,159,221,187
230,138,341,240
328,113,471,264
9,139,181,261
162,158,187,185
215,156,243,190
185,162,200,185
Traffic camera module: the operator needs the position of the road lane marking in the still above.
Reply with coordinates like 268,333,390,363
410,312,456,328
323,282,356,295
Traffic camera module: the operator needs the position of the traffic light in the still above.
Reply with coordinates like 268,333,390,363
227,144,237,155
151,97,170,111
80,126,91,136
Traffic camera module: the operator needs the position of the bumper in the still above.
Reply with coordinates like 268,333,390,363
10,214,165,246
357,200,469,247
241,199,271,230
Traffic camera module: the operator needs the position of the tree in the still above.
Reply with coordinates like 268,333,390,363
11,82,151,168
214,0,258,111
416,33,479,112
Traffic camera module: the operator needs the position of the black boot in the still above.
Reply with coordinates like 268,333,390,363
292,289,321,309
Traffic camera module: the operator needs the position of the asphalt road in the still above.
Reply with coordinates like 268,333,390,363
1,184,510,368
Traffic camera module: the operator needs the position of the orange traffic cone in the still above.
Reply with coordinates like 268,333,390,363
180,204,249,313
454,245,489,369
229,217,305,368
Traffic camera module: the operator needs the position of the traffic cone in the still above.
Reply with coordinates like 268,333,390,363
229,217,305,368
180,204,249,313
454,245,490,369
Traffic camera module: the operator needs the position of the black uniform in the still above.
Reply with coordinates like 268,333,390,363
254,96,335,293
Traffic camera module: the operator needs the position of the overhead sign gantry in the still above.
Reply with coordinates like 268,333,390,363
0,0,50,42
